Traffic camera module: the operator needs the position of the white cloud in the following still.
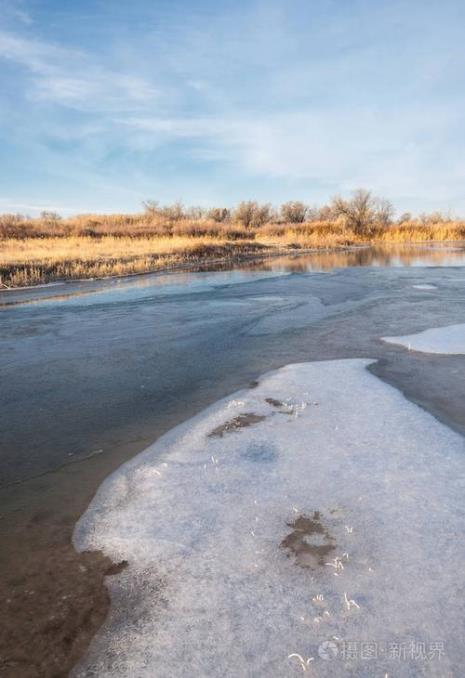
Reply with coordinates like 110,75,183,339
116,104,465,209
2,1,465,213
0,30,159,111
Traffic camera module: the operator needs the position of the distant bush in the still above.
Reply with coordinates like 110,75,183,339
40,211,62,222
397,212,412,225
206,207,230,223
142,200,160,216
143,200,186,221
280,201,308,223
330,189,393,234
234,201,271,228
2,190,465,244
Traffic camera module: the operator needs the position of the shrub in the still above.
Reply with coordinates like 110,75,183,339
206,207,230,223
234,201,271,228
330,189,393,234
280,201,308,223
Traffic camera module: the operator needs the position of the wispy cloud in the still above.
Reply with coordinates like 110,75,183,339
1,0,465,213
0,30,159,112
116,104,464,202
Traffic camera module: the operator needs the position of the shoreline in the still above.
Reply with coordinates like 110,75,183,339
1,238,464,293
0,243,366,292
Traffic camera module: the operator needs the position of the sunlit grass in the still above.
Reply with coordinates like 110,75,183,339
0,235,269,287
2,211,465,287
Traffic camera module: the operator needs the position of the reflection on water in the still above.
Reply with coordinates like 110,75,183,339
242,243,465,273
2,243,465,309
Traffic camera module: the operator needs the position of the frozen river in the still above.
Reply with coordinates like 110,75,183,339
2,244,465,676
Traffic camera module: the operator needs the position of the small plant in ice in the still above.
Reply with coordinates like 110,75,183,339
343,592,360,610
288,654,314,672
228,399,246,408
326,556,344,571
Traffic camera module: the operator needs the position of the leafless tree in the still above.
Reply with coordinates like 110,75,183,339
374,198,394,227
280,201,308,223
142,200,159,215
186,206,206,220
40,211,62,223
207,207,230,222
234,201,271,228
330,189,393,233
397,212,412,224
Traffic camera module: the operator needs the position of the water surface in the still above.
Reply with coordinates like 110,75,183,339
2,243,465,675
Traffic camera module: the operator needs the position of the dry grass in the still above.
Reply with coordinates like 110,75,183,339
2,211,465,287
375,222,465,242
0,235,270,287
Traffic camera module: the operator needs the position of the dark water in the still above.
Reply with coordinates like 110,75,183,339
2,243,465,566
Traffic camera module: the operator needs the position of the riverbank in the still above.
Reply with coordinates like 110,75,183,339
2,215,465,288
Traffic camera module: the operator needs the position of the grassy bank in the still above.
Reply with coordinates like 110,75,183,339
2,209,465,288
0,236,271,287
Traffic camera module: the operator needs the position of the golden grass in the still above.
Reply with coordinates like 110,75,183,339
2,214,465,287
0,235,270,287
375,222,465,242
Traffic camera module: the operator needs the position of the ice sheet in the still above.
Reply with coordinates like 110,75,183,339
383,323,465,354
73,359,465,677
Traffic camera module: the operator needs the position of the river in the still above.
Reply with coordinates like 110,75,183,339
2,244,465,676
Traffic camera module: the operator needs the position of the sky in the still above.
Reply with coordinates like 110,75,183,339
1,0,465,215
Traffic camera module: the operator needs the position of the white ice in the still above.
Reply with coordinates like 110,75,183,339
412,284,437,290
73,359,465,677
383,323,465,354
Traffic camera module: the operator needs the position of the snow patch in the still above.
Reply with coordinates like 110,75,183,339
383,323,465,354
73,359,465,677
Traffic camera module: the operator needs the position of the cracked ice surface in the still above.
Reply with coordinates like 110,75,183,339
73,359,465,677
383,323,465,354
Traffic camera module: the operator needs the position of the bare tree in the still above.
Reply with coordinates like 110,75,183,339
142,200,159,215
330,189,392,233
397,212,412,224
40,211,62,223
207,207,230,223
186,206,206,220
317,204,335,222
280,201,308,224
234,201,271,228
162,202,185,221
143,200,186,221
374,198,394,227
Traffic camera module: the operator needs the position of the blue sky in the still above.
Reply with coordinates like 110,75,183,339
1,0,465,215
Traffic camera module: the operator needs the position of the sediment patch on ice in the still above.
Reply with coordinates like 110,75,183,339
383,323,465,354
73,359,465,677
